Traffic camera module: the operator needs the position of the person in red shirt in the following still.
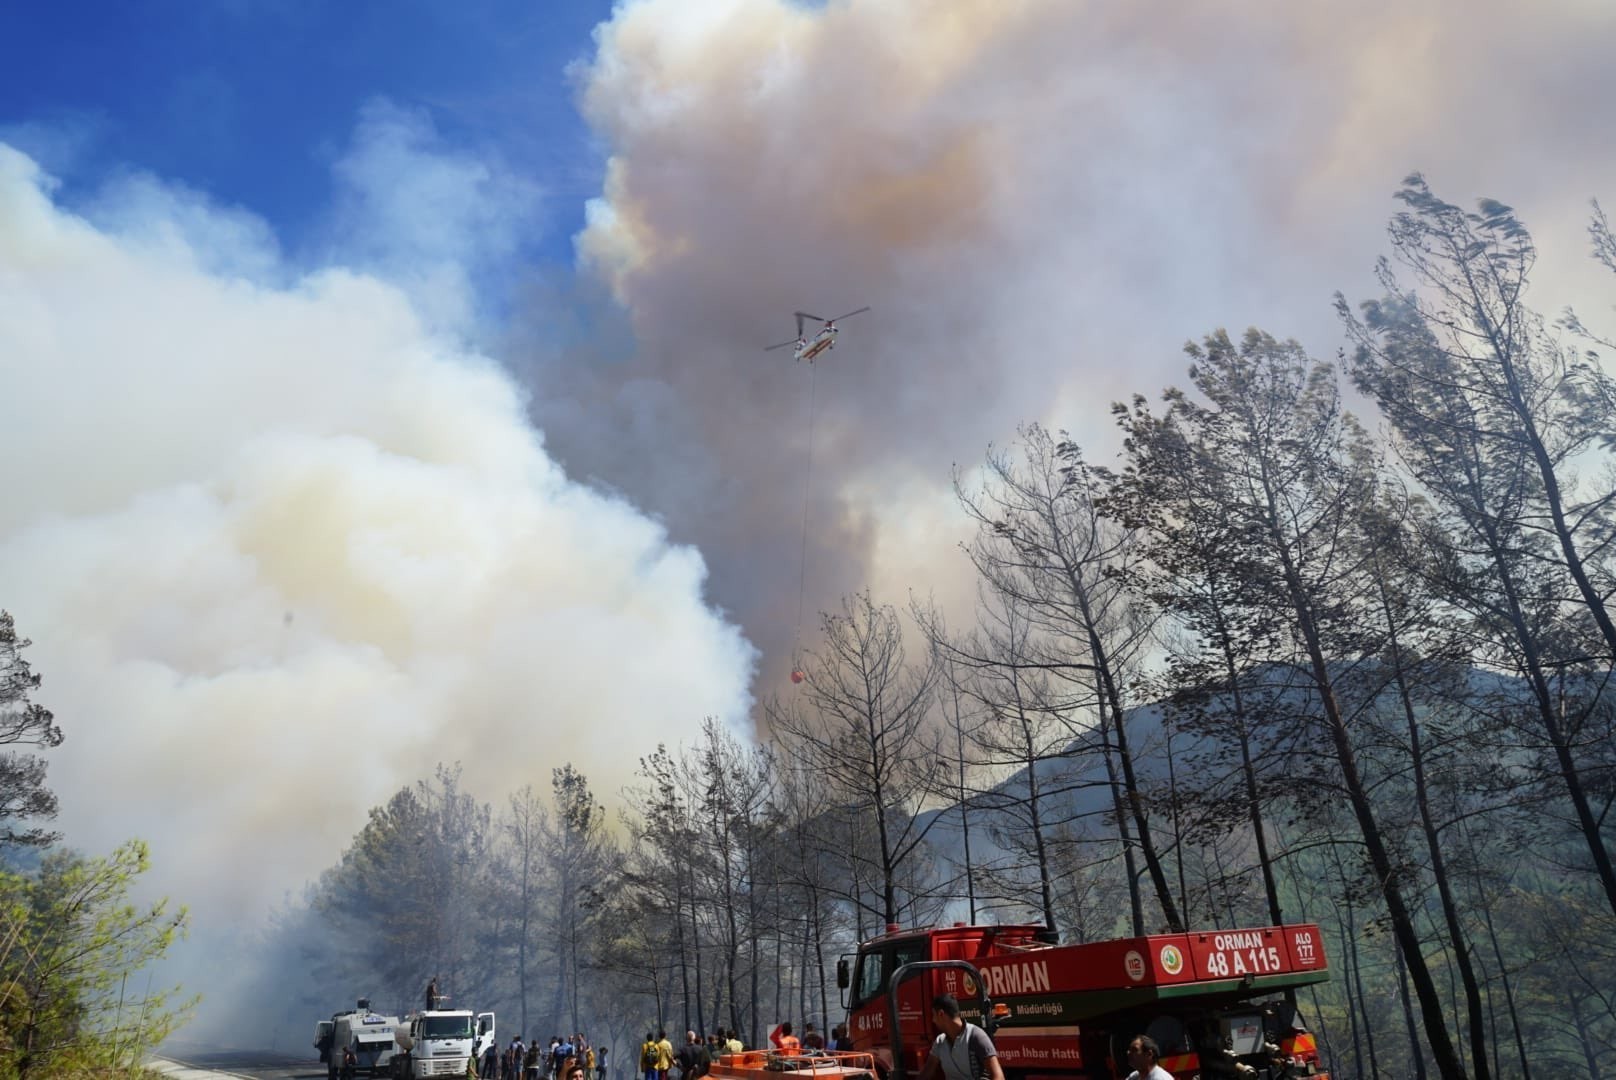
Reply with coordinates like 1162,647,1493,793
769,1024,801,1054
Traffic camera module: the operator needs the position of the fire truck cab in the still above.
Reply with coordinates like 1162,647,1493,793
839,922,1330,1080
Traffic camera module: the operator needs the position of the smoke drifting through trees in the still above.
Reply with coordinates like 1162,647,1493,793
253,184,1616,1077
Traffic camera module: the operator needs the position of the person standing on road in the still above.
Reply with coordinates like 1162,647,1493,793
641,1033,659,1080
483,1041,499,1080
675,1032,702,1079
655,1030,674,1080
917,995,1003,1080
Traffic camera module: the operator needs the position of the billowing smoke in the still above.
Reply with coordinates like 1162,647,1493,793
0,129,754,951
522,0,1616,687
4,0,1614,1031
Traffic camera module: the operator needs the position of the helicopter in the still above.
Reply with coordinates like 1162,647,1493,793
765,306,870,363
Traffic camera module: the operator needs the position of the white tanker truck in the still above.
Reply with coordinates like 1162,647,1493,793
391,1008,496,1080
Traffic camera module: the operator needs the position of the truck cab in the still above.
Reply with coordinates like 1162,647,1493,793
839,923,1330,1080
392,1009,496,1080
840,924,1048,1080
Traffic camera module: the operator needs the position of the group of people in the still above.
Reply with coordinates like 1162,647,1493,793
482,1033,607,1080
471,1009,1174,1080
634,1021,857,1080
636,1027,726,1080
761,1021,850,1054
615,1002,1170,1080
423,978,1170,1080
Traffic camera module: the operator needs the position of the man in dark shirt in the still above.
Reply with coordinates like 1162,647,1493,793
675,1032,706,1079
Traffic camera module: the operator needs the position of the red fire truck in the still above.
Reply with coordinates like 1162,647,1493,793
837,922,1330,1080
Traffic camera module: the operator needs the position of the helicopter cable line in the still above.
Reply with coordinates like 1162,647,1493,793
763,305,870,685
793,356,819,667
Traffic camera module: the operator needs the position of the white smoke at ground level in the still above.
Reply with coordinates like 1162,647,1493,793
0,143,756,984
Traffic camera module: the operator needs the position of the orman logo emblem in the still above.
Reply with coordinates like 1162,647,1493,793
1159,944,1184,976
962,973,978,996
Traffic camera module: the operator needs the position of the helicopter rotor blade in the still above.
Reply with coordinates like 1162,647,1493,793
765,340,800,352
793,311,828,323
825,305,871,323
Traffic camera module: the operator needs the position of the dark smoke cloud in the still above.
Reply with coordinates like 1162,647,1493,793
515,0,1616,702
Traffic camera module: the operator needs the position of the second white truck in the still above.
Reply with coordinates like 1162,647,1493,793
390,1009,496,1080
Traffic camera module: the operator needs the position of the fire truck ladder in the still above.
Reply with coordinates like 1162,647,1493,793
885,961,997,1080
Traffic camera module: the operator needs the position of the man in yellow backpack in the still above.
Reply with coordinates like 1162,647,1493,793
641,1034,660,1080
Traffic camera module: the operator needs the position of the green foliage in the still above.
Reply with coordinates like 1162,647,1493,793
0,840,191,1079
0,613,64,851
313,764,490,1010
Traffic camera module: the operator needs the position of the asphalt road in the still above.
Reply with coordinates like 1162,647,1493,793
154,1043,327,1080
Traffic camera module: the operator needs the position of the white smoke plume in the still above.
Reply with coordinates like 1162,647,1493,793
523,0,1616,689
0,133,755,950
4,0,1615,1027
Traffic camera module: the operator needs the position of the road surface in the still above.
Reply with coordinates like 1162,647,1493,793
153,1043,325,1080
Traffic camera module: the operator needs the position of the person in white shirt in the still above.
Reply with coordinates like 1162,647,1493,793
1124,1036,1173,1080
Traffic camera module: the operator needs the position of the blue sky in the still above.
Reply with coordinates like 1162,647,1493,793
1,0,616,265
